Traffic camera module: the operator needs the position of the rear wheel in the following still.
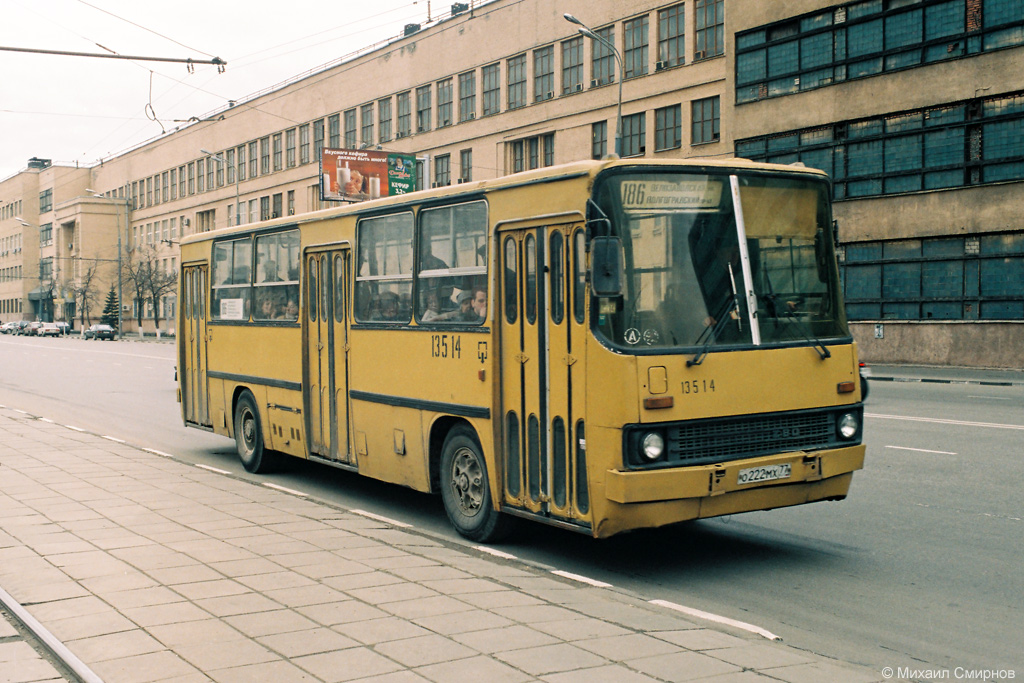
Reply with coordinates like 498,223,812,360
234,391,277,473
440,426,513,543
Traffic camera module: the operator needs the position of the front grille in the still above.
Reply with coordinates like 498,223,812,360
625,407,859,470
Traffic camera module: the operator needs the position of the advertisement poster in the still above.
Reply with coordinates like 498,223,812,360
320,148,417,202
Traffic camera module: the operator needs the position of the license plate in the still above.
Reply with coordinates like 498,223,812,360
737,463,792,485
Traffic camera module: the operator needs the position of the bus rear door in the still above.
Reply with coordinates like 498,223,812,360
304,248,354,466
182,264,211,428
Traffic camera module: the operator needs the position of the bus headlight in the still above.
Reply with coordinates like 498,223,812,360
837,413,859,440
641,432,665,461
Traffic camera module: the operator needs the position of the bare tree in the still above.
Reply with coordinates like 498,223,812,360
121,246,150,332
122,245,178,333
72,262,102,328
144,253,178,333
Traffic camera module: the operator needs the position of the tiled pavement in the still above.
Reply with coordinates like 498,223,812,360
0,406,888,683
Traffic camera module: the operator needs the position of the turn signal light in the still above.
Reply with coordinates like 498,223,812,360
837,381,856,393
643,396,674,409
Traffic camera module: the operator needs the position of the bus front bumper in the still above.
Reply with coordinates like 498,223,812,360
604,445,865,505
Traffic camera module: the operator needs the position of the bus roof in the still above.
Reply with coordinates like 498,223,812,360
180,156,829,246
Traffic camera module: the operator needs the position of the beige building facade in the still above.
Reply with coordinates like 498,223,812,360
1,0,1021,366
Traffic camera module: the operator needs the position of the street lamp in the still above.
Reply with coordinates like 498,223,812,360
86,189,126,340
564,12,624,158
202,149,241,227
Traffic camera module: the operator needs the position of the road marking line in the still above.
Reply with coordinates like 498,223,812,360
143,448,175,458
195,464,231,475
885,445,957,455
968,395,1014,400
263,482,308,497
65,425,85,432
351,509,412,528
473,545,518,560
39,418,54,423
102,435,126,443
12,409,28,414
650,599,781,641
867,413,1024,431
551,570,612,588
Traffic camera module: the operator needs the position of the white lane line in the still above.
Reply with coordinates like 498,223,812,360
195,464,232,475
968,395,1015,400
39,418,54,423
12,409,28,414
102,435,126,443
867,413,1024,431
263,482,308,497
650,599,781,641
885,445,957,455
65,425,85,432
551,570,613,588
473,545,518,560
350,509,413,528
143,448,175,458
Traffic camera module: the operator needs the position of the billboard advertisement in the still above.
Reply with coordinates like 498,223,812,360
320,148,417,202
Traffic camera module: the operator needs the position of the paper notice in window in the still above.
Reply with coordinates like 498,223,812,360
620,179,723,212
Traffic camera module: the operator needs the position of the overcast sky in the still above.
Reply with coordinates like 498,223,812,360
1,0,438,180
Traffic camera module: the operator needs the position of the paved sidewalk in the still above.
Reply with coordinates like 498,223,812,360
0,406,886,683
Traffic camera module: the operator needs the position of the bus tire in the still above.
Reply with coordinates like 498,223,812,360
440,426,513,543
234,391,276,474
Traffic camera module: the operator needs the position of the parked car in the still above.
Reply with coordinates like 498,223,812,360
859,361,870,400
23,321,42,336
83,324,116,340
39,322,61,337
12,321,30,335
0,322,18,334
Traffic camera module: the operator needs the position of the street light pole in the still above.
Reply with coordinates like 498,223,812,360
201,149,240,226
564,13,624,158
87,189,126,340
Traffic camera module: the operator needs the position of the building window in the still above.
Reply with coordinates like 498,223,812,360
328,114,341,148
188,164,195,195
695,0,724,59
235,147,245,182
507,54,526,110
482,63,501,116
562,36,584,94
658,4,685,68
509,134,555,173
40,257,53,281
271,135,282,173
357,104,373,148
170,168,178,200
416,85,432,133
194,162,203,194
225,151,235,185
435,154,451,187
534,46,554,101
624,15,649,79
260,196,270,221
460,149,473,183
299,124,310,165
692,96,720,144
397,91,411,137
344,109,357,148
592,120,608,159
39,223,53,247
622,112,646,157
437,78,453,127
286,128,296,168
379,98,392,142
592,26,616,86
459,71,476,121
287,190,295,216
39,189,53,214
260,137,271,175
655,104,682,151
179,165,187,195
313,119,325,157
207,158,216,189
248,141,258,178
272,193,283,219
164,170,172,200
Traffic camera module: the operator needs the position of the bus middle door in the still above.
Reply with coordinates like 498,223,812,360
304,248,353,465
182,264,211,428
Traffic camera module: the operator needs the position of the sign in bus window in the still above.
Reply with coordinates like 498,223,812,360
212,237,252,320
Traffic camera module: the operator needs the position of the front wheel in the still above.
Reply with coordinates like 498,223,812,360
440,426,513,543
234,391,277,473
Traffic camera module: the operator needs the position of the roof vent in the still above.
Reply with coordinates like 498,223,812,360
451,2,469,14
404,23,421,36
27,157,52,169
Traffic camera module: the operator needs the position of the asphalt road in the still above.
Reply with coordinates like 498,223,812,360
1,334,1021,676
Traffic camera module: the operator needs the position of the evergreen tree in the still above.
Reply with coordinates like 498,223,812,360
100,286,119,328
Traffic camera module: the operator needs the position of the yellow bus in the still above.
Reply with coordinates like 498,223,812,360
177,158,865,541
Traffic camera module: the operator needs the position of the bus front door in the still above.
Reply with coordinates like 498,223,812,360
499,225,587,525
182,264,211,428
304,249,353,465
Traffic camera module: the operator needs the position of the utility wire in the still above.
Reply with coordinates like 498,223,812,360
74,0,218,58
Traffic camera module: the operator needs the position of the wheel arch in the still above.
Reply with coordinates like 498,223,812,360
428,416,474,495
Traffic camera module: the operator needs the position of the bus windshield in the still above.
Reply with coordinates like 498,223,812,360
593,170,849,352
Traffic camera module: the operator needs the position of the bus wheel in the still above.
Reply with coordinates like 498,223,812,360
234,392,275,474
440,426,513,543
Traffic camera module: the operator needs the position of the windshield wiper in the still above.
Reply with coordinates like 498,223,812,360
688,263,742,367
766,294,831,360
